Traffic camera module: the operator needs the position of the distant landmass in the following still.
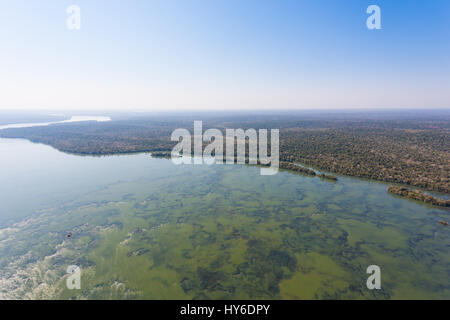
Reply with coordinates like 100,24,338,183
0,110,448,193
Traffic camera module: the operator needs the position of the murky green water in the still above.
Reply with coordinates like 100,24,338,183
0,138,448,299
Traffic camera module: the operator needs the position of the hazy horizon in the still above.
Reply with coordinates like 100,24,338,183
1,107,450,113
1,0,449,111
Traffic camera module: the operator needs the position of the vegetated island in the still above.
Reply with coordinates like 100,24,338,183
150,151,173,158
150,152,338,181
387,186,449,208
279,162,338,180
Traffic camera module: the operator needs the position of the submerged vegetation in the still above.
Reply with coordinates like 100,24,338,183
1,147,449,299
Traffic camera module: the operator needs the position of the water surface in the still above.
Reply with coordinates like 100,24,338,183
0,138,448,299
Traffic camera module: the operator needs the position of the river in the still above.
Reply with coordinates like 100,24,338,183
0,132,448,299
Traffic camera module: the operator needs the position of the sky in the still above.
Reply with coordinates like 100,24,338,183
0,0,449,111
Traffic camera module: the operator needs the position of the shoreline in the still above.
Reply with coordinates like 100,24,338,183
0,135,448,199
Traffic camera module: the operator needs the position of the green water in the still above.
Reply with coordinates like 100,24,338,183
0,138,448,299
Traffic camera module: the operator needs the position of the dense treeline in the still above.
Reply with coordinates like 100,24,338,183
388,187,449,207
279,125,449,193
1,115,448,193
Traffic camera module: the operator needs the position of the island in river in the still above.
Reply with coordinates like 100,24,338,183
388,186,449,207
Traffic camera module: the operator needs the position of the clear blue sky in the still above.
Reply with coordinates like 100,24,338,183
0,0,449,111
